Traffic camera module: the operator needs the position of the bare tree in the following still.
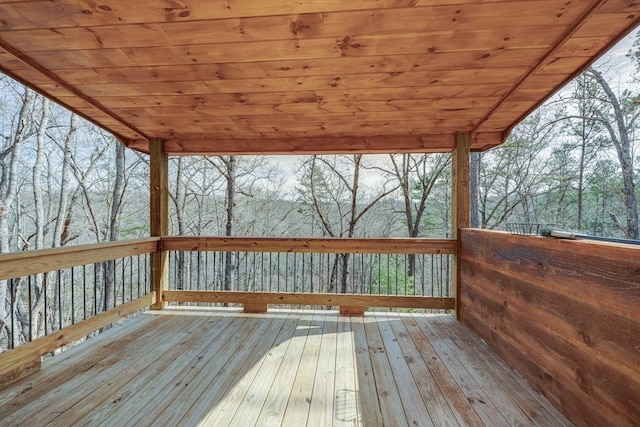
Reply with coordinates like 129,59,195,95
0,83,35,349
584,67,638,238
299,155,398,293
478,109,561,229
379,153,450,275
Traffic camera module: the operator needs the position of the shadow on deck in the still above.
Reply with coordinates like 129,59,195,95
0,307,571,426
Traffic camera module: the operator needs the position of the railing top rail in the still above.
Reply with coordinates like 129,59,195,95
161,236,455,254
0,237,160,281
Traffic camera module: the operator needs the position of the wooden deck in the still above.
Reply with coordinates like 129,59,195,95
0,307,571,426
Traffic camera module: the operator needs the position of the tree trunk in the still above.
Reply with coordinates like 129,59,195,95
104,142,126,311
0,87,34,349
52,113,78,248
33,97,51,332
223,156,235,291
469,152,480,228
588,68,639,239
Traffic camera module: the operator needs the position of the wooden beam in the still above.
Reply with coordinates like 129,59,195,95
243,303,268,314
163,135,455,155
163,291,456,310
452,132,471,319
162,236,455,254
0,293,154,389
453,133,471,232
0,238,158,281
150,139,169,310
340,306,365,316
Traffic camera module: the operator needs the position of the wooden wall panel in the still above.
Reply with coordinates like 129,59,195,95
459,229,640,426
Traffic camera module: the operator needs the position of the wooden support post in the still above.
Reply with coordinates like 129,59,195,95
150,139,168,310
452,133,470,319
340,306,365,317
243,303,268,314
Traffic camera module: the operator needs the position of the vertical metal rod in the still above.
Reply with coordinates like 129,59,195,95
10,278,14,349
269,252,273,292
377,254,381,295
250,252,255,292
189,251,194,291
259,252,264,292
277,252,281,292
57,269,62,330
136,255,140,298
197,251,202,291
300,252,305,293
307,253,312,294
235,251,240,291
113,259,117,309
245,251,249,291
285,252,288,292
122,257,126,304
71,267,76,324
386,254,390,296
359,254,364,294
350,254,354,293
129,256,133,302
143,254,147,295
93,263,98,316
43,272,48,335
83,265,87,320
28,275,33,342
204,251,209,291
293,253,297,293
395,254,399,296
421,254,425,296
215,251,219,290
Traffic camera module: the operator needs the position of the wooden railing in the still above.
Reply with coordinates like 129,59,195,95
0,238,159,387
162,237,456,314
0,236,454,387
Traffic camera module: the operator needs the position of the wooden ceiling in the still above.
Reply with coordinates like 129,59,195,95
0,1,638,155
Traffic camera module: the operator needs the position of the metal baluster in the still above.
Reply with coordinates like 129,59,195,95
28,275,33,342
71,267,75,325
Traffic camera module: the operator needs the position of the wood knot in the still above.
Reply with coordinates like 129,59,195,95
290,20,310,35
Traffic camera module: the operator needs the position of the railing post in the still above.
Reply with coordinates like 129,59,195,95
150,139,168,310
452,133,470,319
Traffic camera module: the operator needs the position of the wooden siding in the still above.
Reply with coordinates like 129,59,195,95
0,1,638,153
0,307,571,426
459,229,640,427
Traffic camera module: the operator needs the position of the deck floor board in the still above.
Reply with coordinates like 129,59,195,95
0,307,573,426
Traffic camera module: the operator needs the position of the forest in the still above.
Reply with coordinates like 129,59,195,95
0,33,638,351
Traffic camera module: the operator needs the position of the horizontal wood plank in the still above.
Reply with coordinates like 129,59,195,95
163,290,455,310
164,135,455,155
0,238,159,281
161,236,455,254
